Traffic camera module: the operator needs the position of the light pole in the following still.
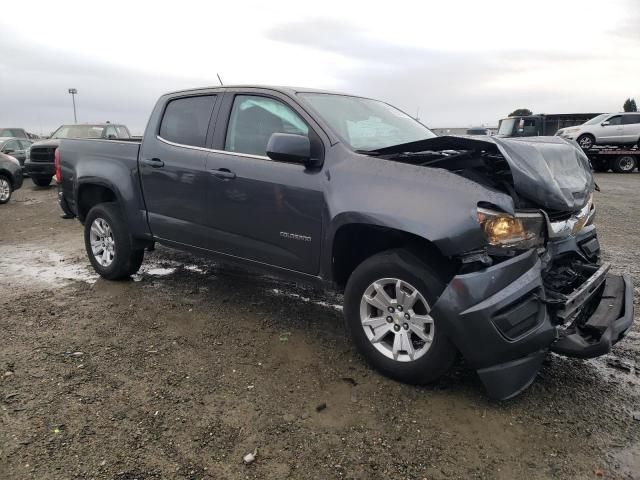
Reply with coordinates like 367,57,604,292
68,88,78,123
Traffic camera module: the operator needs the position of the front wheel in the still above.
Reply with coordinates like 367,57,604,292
32,176,52,187
0,175,12,204
344,249,457,384
577,134,594,150
611,155,637,173
84,202,144,280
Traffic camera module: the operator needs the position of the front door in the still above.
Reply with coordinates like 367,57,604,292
139,94,218,246
204,93,324,274
599,115,624,143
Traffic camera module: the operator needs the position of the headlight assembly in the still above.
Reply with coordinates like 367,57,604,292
477,208,546,250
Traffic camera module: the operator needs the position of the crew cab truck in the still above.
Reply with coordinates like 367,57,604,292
57,86,634,400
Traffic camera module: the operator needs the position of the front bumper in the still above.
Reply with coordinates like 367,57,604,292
24,160,55,177
432,244,634,400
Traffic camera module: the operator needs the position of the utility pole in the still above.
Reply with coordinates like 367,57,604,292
68,88,78,123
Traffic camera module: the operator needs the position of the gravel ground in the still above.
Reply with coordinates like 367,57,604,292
0,174,639,479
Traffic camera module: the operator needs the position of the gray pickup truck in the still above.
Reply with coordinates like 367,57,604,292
58,86,634,399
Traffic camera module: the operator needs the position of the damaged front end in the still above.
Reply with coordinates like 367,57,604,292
372,135,634,400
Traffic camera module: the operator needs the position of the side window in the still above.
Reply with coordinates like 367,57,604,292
159,95,216,148
607,116,622,126
19,140,31,150
4,140,19,151
105,126,118,139
623,114,640,125
224,95,309,156
116,126,130,138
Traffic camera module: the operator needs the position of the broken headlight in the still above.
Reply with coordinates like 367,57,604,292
477,208,546,250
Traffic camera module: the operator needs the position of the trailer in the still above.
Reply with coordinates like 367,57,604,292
584,144,639,173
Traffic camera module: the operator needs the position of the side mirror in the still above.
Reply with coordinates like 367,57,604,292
266,133,322,168
601,121,610,126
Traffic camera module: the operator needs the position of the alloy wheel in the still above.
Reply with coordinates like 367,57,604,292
89,217,115,267
0,178,10,202
359,278,435,362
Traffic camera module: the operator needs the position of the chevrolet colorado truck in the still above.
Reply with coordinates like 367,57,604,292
57,86,634,399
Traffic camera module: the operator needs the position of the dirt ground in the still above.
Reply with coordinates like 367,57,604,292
1,174,639,480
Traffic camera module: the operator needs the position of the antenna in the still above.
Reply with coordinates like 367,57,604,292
217,73,224,86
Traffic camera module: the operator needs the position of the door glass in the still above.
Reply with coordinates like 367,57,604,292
224,95,308,156
607,116,622,126
159,95,216,147
116,126,130,138
105,126,118,138
622,114,640,125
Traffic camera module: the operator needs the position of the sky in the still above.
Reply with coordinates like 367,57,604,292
1,0,639,135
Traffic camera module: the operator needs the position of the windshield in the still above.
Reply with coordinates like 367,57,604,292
498,118,516,135
298,93,435,151
51,125,106,139
583,114,608,126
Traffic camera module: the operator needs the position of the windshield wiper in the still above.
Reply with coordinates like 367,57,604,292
355,149,381,156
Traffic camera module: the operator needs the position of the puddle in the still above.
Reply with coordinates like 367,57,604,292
0,245,98,291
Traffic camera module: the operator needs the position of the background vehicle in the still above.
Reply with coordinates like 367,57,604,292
26,123,131,186
465,126,491,136
497,113,602,138
585,145,640,173
57,86,633,400
557,113,640,149
0,137,32,170
0,151,23,204
0,127,30,139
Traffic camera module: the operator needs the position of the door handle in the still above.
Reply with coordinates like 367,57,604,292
210,168,236,180
142,158,164,168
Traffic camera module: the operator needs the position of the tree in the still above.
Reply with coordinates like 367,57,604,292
623,98,637,112
508,108,533,117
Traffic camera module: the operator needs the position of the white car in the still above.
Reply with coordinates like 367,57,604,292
556,112,640,149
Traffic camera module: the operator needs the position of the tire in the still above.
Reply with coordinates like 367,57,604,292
0,175,12,204
84,202,144,280
577,134,595,150
32,176,52,187
611,155,637,174
344,249,457,385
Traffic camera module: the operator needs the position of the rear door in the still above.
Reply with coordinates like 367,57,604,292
203,90,325,274
139,94,219,246
622,114,640,144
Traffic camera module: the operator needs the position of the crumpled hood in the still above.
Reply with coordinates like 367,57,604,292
374,135,594,212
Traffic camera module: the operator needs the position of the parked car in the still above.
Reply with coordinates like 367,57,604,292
0,127,30,139
57,86,633,400
466,127,491,136
26,123,131,187
0,137,32,170
556,113,640,149
0,151,23,204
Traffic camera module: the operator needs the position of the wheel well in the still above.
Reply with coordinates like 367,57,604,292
0,169,14,187
77,184,117,221
331,224,455,290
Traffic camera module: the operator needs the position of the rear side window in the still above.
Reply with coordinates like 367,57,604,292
159,95,216,148
623,114,640,125
224,95,308,156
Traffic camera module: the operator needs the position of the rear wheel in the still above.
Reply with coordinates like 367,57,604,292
577,134,595,150
344,249,457,384
611,155,637,173
32,176,51,187
84,202,144,280
0,175,12,204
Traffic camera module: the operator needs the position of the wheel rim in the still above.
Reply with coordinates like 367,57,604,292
618,156,635,171
578,136,593,149
89,217,115,267
359,278,435,362
0,178,10,201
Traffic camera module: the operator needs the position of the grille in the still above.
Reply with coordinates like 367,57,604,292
30,147,56,163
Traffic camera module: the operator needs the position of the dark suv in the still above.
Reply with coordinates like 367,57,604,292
26,123,131,186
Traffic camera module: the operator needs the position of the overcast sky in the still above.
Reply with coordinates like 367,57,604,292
1,0,638,135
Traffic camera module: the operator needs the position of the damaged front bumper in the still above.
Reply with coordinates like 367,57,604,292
431,235,634,400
